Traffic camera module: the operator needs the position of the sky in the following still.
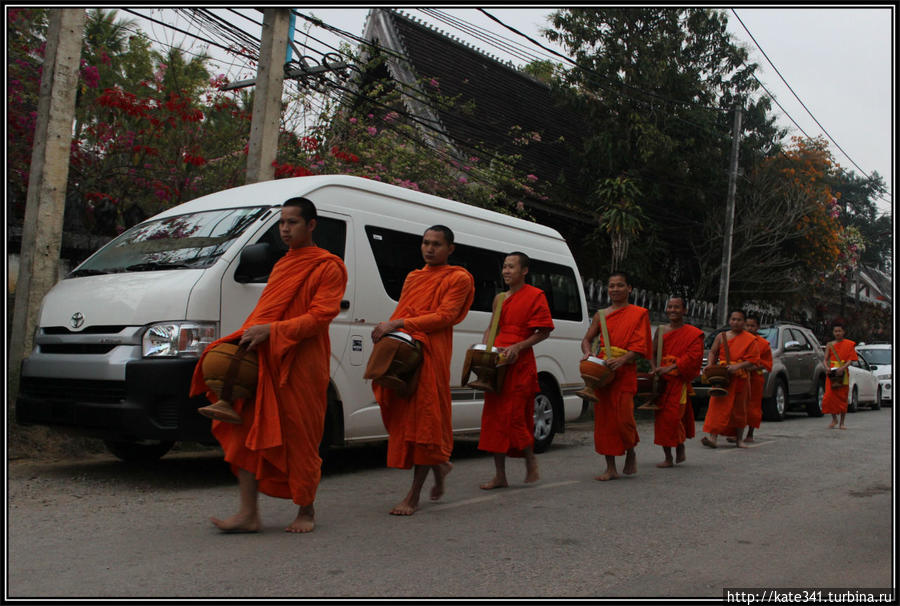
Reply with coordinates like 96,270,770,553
129,6,894,218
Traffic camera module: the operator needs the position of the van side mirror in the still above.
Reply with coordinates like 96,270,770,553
234,243,278,283
784,340,801,351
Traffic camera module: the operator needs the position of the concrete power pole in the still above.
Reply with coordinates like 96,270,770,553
245,8,291,184
716,104,743,327
8,9,86,405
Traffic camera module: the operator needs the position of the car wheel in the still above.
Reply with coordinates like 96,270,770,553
533,378,559,454
872,386,882,410
763,378,787,421
848,387,859,413
806,379,825,417
103,439,175,462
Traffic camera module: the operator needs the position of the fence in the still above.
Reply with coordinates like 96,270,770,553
581,277,780,331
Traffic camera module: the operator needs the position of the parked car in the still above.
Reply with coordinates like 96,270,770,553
691,322,827,421
841,353,880,412
855,343,892,408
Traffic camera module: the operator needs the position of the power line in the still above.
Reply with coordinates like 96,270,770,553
478,8,730,115
731,9,890,201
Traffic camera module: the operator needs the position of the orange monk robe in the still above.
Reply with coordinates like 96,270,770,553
747,335,774,429
702,331,761,437
373,264,475,469
190,246,347,505
592,305,653,456
822,339,858,414
478,285,554,456
653,324,704,447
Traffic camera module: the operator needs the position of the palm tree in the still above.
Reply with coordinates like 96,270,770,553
593,176,646,271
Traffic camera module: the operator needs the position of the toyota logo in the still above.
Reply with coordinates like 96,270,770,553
70,312,85,329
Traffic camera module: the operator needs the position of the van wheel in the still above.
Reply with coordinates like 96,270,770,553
763,378,787,422
871,386,882,410
319,392,343,461
807,379,825,417
533,378,559,454
104,439,174,462
848,387,859,413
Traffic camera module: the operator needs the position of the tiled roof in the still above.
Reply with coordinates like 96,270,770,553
363,9,589,225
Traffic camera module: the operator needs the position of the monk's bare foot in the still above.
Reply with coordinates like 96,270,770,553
210,511,260,533
735,440,748,448
430,462,453,500
479,476,508,490
828,421,837,429
595,469,619,481
744,437,755,443
285,505,315,533
524,459,540,484
623,451,637,475
839,425,847,430
656,460,674,468
675,445,686,464
701,437,717,449
390,493,419,516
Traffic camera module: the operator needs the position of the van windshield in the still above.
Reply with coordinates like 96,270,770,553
69,207,269,276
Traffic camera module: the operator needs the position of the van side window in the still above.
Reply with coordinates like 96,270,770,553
364,225,583,321
527,260,583,322
246,216,346,282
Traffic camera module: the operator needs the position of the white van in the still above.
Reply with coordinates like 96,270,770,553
16,175,590,460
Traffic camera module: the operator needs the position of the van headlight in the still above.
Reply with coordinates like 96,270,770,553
142,322,218,358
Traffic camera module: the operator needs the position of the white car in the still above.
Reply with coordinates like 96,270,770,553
844,354,881,412
856,343,892,407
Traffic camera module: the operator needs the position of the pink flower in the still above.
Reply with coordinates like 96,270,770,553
429,78,439,88
367,126,377,136
349,117,357,124
526,174,538,182
458,176,468,184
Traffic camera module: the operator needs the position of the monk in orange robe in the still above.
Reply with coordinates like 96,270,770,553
701,310,761,449
477,252,554,489
371,225,475,515
652,296,704,468
744,314,773,443
580,271,652,481
191,197,347,533
822,320,857,430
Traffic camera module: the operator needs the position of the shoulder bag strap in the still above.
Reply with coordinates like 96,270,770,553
599,309,612,359
485,292,508,350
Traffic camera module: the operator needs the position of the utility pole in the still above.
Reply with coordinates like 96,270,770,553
8,9,86,406
245,8,291,184
716,103,743,327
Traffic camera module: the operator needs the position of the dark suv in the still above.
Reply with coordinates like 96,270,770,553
692,322,827,421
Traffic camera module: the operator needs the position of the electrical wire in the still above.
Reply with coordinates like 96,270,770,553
731,9,890,203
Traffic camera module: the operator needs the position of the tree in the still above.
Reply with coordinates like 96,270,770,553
591,176,645,271
542,8,782,291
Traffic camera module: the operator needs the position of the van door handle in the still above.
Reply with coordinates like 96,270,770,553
340,300,350,310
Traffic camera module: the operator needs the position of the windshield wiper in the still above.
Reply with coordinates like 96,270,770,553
68,268,112,277
124,262,192,272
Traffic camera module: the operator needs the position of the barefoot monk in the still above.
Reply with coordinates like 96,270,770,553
371,225,475,515
743,314,773,443
652,296,704,468
191,197,348,534
580,271,652,481
701,310,760,449
477,252,553,490
822,320,857,430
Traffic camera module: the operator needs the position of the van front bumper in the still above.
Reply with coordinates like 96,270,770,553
16,359,215,443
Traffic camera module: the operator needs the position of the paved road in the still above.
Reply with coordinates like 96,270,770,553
7,407,894,599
